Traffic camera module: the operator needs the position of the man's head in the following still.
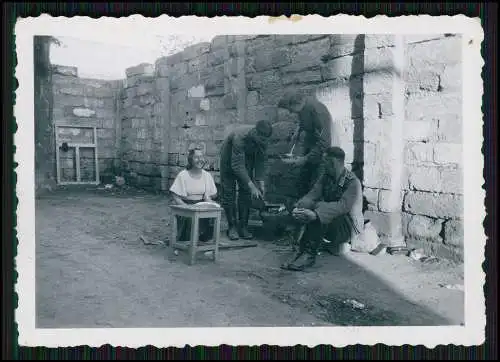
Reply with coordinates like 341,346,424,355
323,146,346,178
249,119,273,146
278,91,306,114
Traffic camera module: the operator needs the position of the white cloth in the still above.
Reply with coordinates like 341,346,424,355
170,169,218,201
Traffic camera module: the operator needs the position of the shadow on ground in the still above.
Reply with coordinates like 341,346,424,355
35,187,464,328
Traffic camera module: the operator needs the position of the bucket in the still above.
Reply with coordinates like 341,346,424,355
351,220,380,253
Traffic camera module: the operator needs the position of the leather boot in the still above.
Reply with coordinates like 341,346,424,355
223,206,240,240
238,201,253,240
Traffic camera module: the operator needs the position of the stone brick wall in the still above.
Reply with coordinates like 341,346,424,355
402,34,463,260
51,65,122,182
119,63,164,190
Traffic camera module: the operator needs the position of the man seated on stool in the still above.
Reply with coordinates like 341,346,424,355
281,146,364,271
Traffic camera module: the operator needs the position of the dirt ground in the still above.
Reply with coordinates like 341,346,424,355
36,187,464,328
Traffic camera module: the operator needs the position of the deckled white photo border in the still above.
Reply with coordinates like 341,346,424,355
14,14,486,348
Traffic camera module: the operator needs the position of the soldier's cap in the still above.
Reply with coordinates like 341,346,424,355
325,146,346,161
255,119,273,138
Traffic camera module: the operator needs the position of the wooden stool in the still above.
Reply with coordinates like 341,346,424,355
170,204,222,265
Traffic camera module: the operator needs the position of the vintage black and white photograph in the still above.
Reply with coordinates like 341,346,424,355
15,15,485,347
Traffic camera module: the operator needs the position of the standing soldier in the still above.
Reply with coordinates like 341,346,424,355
219,120,273,240
278,91,338,199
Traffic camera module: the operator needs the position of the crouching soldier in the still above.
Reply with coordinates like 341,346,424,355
281,147,364,271
219,120,273,240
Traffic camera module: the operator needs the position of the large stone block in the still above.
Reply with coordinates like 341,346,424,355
282,70,322,85
246,106,278,124
254,49,291,72
364,47,395,74
364,93,394,120
126,63,154,78
53,65,78,77
282,37,330,73
363,71,394,95
407,214,443,240
320,55,353,81
407,36,462,67
363,165,392,189
97,128,115,140
329,34,358,46
187,54,208,74
208,48,230,66
58,87,85,97
182,43,211,61
435,113,462,143
404,191,463,218
211,35,228,50
440,63,462,92
246,36,275,54
404,142,434,165
405,68,442,93
433,143,462,165
247,91,259,107
227,57,245,76
363,187,379,211
204,65,226,90
222,92,238,109
378,189,404,213
94,108,115,119
246,70,281,90
443,219,464,246
408,165,463,194
364,34,395,48
403,120,434,142
229,40,246,57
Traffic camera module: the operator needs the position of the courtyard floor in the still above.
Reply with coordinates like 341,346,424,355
36,187,464,328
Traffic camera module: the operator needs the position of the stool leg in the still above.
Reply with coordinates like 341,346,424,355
213,214,221,263
189,214,199,265
171,214,178,255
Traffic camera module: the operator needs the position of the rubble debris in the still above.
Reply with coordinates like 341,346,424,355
387,246,410,255
439,283,464,292
369,243,387,256
343,299,365,310
140,235,166,246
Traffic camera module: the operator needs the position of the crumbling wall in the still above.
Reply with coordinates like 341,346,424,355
119,64,164,190
402,34,463,260
51,65,122,183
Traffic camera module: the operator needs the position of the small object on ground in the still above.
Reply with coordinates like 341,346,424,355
439,283,464,292
104,184,114,189
351,220,380,253
387,246,410,255
408,248,426,261
343,299,365,310
219,240,258,250
115,176,126,186
140,235,165,246
369,243,387,256
174,249,179,256
421,256,440,264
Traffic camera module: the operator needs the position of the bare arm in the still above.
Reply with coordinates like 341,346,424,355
171,193,187,205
